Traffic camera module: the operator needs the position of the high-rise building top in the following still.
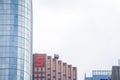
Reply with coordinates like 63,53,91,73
0,0,32,80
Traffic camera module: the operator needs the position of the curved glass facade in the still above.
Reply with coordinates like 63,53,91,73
0,0,32,80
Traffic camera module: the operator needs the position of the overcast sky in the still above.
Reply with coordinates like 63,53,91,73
33,0,120,79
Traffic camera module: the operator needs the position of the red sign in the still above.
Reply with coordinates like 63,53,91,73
35,56,45,67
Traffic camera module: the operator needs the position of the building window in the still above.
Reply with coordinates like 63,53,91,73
38,67,41,72
38,78,41,80
38,73,41,77
34,78,37,80
42,73,45,77
34,67,37,72
42,67,45,72
34,73,37,77
47,76,51,78
42,78,45,80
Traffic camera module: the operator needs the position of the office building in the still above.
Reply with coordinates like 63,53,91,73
58,60,62,80
85,70,111,80
0,0,32,80
46,56,52,80
32,54,77,80
73,67,77,80
111,66,120,80
63,63,68,80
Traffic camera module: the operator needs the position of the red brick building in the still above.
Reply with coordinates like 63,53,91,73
33,54,77,80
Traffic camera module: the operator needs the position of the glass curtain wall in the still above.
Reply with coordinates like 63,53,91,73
0,0,32,80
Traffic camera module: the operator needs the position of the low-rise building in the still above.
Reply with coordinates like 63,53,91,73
85,70,111,80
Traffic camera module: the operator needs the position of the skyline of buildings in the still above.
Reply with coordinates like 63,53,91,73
0,0,32,80
0,0,119,80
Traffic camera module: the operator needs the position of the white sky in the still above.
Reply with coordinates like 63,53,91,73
33,0,120,80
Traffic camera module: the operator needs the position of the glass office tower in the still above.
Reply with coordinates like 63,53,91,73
0,0,32,80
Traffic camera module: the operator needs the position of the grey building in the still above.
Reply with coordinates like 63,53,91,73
0,0,32,80
111,66,120,80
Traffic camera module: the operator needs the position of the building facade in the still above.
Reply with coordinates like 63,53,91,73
33,54,77,80
111,66,120,80
0,0,32,80
73,67,77,80
85,70,111,80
